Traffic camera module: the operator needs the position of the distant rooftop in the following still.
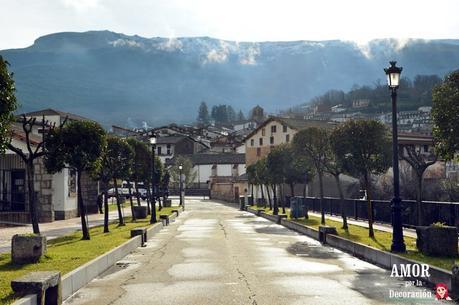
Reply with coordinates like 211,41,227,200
23,108,92,122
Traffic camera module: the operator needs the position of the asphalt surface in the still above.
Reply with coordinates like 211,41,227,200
63,199,438,305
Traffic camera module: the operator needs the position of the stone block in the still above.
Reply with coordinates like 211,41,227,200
277,215,287,224
416,226,458,257
131,227,147,246
319,225,337,243
11,271,61,305
12,234,47,264
159,214,170,226
132,206,147,219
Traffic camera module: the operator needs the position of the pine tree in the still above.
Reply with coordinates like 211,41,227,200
197,101,210,125
237,110,245,121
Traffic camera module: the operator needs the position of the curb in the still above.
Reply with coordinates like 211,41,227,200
245,207,452,289
12,209,183,305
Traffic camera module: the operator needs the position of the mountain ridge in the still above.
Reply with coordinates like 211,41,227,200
2,31,459,127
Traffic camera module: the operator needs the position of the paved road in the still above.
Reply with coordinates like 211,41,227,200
64,199,436,305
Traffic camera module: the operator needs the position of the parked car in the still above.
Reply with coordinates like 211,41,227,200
107,186,147,200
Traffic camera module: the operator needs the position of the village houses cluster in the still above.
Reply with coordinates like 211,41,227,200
0,104,458,225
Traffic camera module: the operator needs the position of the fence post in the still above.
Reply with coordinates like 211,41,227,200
354,200,358,220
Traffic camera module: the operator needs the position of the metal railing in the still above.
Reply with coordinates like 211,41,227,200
300,196,459,227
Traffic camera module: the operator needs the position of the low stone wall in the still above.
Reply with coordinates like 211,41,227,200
246,205,453,290
280,219,320,240
0,212,30,224
54,209,78,220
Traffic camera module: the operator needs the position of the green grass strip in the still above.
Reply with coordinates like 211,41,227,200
0,207,174,304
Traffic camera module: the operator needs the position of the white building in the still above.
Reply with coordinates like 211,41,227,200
0,109,99,223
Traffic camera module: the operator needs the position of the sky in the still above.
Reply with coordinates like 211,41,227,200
1,0,459,50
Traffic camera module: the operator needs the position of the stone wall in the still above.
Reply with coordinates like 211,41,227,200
81,171,100,214
210,180,235,202
34,158,54,222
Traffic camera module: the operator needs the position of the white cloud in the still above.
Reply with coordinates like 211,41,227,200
110,38,143,48
239,44,260,65
204,40,232,63
156,38,183,51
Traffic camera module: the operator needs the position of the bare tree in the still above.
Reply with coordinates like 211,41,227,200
7,115,66,234
399,144,437,225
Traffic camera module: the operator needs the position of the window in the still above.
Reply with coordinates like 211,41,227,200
256,147,261,156
286,134,290,143
283,125,288,132
250,139,254,146
167,144,171,155
262,128,266,136
211,164,217,176
271,125,277,133
157,146,162,155
423,145,429,153
270,136,274,144
259,138,263,146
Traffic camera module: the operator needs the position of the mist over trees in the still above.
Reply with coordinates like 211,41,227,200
197,103,246,126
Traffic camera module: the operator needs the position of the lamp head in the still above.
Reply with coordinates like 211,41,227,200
384,61,403,89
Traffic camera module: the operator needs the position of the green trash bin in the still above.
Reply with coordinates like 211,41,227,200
290,196,306,219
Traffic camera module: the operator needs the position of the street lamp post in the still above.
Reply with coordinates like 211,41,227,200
149,132,157,224
384,61,406,253
179,165,184,209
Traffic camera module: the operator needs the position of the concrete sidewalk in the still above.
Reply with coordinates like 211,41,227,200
306,211,418,238
64,199,429,305
0,203,133,254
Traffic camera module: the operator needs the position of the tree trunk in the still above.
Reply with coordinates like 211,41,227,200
416,173,423,226
266,185,272,210
290,183,295,197
77,170,90,240
26,160,40,234
280,184,286,214
127,181,136,222
134,181,141,206
334,174,348,230
318,172,325,225
158,189,163,211
364,173,374,238
103,188,109,233
260,184,265,207
273,185,278,215
113,178,125,226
